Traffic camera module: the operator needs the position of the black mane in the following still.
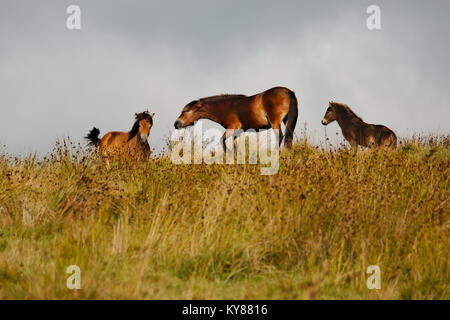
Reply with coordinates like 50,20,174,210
331,102,364,122
198,94,247,103
128,111,153,141
183,95,247,111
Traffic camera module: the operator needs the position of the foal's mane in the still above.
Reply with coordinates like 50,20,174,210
128,111,153,141
331,102,364,122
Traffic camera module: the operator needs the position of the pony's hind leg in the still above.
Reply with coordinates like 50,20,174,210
350,140,359,150
270,123,284,147
277,128,284,147
100,155,111,169
267,113,286,147
383,132,397,149
268,126,283,147
99,146,112,169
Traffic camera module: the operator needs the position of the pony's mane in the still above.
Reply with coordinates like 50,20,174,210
331,102,364,122
128,111,153,141
198,94,247,103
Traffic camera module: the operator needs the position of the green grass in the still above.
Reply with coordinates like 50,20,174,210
0,136,448,299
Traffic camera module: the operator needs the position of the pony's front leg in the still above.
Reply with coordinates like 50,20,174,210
264,112,285,148
222,128,241,153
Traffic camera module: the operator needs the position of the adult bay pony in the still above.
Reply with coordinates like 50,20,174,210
85,111,154,163
174,87,298,148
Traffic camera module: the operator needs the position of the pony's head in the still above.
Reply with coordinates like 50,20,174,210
174,100,204,129
129,110,155,143
321,102,338,125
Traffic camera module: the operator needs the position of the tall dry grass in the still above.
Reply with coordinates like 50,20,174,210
0,136,448,299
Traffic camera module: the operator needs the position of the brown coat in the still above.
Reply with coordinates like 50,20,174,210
174,87,299,148
322,102,397,149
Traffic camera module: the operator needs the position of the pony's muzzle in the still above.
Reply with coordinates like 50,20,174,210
174,120,183,129
321,119,328,125
140,133,149,143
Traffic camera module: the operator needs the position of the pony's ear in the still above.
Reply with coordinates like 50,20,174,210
329,101,334,106
151,113,155,118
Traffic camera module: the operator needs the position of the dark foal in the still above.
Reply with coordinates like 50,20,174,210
321,102,397,149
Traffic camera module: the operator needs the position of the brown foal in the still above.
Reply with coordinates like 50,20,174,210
321,102,397,149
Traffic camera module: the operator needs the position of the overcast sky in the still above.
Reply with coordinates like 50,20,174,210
0,0,449,155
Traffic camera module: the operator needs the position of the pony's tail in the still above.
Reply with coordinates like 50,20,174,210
283,90,298,149
85,127,101,147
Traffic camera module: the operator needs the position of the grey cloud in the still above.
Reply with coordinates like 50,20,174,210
0,0,449,154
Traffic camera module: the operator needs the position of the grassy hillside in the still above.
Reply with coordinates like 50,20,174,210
0,136,448,299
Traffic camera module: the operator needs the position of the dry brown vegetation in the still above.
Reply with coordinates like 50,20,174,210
0,136,448,299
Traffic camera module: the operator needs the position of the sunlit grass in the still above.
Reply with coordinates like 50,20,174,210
0,135,448,299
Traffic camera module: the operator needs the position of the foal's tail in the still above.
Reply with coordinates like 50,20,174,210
283,90,299,149
85,127,101,147
381,129,397,148
388,131,397,148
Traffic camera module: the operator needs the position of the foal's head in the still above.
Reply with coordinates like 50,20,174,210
129,111,155,142
174,100,203,129
322,102,363,125
321,102,338,125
